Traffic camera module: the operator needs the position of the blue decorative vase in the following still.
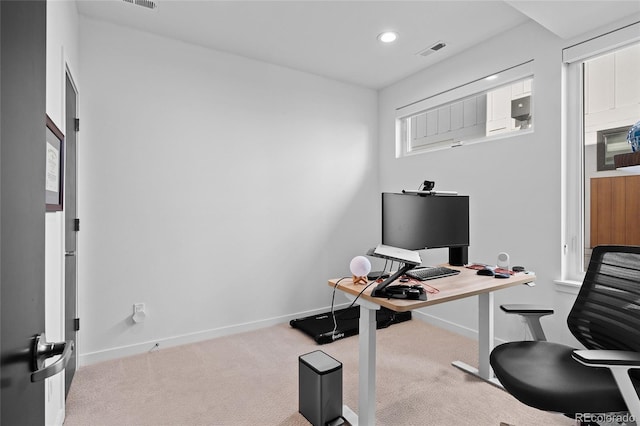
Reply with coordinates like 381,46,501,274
628,120,640,152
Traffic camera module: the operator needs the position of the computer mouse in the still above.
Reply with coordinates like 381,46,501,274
477,268,494,276
494,272,510,279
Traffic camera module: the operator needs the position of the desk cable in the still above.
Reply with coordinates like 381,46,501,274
405,277,440,294
329,260,391,338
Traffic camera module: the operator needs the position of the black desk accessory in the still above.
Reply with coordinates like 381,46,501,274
370,263,421,299
381,284,427,300
366,245,422,300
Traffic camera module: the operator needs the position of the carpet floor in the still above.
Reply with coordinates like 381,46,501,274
64,319,575,426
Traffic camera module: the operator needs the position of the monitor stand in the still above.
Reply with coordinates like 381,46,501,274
449,246,468,266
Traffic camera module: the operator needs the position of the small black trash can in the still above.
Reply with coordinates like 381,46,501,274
298,350,342,426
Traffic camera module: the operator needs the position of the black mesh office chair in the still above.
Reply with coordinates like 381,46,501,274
490,245,640,424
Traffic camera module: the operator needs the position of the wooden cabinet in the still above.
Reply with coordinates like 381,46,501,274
591,175,640,247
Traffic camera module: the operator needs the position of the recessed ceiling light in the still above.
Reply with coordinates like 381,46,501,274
485,75,498,81
378,32,398,43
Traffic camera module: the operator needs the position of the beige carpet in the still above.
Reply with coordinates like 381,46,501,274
64,319,575,426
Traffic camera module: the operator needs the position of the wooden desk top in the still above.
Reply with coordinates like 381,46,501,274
328,265,536,312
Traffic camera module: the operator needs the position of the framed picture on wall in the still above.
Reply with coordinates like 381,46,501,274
46,115,64,212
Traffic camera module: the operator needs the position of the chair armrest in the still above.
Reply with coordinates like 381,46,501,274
500,304,554,315
500,304,554,341
573,350,640,367
572,349,640,422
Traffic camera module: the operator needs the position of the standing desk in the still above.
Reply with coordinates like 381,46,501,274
328,265,536,425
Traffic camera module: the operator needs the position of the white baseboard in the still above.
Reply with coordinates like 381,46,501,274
79,304,507,367
411,310,479,340
412,310,508,346
78,303,350,367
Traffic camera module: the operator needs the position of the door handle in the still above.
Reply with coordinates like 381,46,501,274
30,333,74,382
65,251,76,257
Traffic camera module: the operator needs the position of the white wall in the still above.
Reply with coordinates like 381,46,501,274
73,7,640,366
77,18,379,364
378,20,574,344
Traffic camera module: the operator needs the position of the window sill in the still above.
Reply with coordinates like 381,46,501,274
401,128,535,158
554,279,581,295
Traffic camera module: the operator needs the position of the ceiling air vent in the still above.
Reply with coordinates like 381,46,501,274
123,0,158,10
416,41,446,57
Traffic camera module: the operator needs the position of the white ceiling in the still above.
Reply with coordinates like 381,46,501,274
76,0,640,89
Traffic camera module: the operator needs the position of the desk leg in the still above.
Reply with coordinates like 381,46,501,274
358,303,377,426
477,292,494,380
452,292,502,387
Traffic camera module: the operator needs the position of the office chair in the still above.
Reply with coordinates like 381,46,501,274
490,245,640,425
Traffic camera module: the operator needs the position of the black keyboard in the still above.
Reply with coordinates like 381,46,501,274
406,266,460,281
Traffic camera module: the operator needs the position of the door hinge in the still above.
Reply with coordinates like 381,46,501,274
74,118,80,132
74,218,80,232
74,318,80,331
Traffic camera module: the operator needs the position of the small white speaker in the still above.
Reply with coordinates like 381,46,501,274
497,252,510,270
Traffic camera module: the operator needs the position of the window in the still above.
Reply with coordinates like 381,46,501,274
584,43,640,264
562,23,640,282
395,61,534,157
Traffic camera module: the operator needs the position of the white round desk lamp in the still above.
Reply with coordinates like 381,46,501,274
350,256,371,285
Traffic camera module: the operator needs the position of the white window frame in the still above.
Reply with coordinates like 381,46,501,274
395,60,534,157
561,22,640,283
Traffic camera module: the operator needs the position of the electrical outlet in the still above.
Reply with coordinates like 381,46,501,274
132,303,147,323
134,303,145,314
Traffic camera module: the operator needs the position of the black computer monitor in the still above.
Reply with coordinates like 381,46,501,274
381,192,469,264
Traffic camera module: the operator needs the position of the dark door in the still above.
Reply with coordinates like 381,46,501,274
1,1,48,424
64,72,79,397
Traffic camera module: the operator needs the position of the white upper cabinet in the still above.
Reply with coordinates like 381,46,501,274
584,44,640,145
